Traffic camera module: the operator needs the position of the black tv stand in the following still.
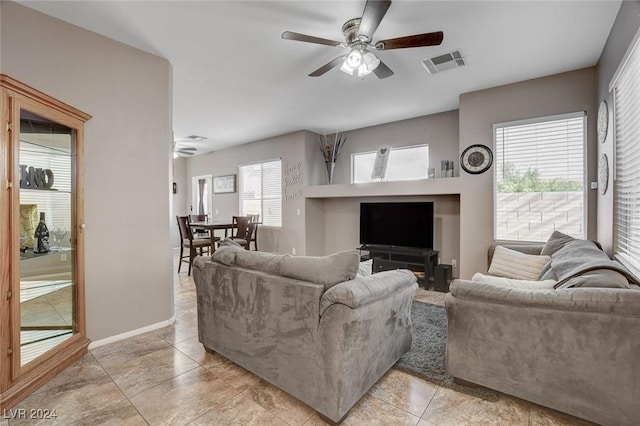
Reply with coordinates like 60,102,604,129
359,244,438,289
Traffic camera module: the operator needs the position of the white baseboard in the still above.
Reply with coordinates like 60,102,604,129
88,315,176,350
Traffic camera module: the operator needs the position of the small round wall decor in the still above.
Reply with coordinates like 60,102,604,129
599,153,609,195
460,144,493,174
598,100,608,144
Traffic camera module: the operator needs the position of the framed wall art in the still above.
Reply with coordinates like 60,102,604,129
213,174,236,193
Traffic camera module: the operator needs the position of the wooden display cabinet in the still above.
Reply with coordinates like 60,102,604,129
0,75,91,409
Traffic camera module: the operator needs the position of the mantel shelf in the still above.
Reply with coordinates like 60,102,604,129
304,177,464,199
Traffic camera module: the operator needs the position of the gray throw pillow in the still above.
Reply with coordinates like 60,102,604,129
280,250,360,290
555,268,631,289
211,245,242,266
541,231,575,256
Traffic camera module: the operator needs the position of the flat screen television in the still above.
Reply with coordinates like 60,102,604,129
360,202,434,249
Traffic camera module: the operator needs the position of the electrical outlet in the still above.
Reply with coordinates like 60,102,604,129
61,253,67,262
451,259,457,268
296,208,301,216
215,209,219,215
292,248,296,255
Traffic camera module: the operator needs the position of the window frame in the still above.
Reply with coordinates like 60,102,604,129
492,111,587,243
610,28,640,278
350,143,430,184
238,158,282,228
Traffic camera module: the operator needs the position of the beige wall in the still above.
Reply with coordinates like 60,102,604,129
1,2,174,341
596,1,640,255
458,67,598,277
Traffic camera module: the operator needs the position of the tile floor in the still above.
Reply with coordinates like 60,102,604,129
5,262,597,426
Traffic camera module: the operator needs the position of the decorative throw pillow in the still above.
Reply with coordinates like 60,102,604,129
280,250,360,290
488,246,551,280
541,231,575,256
472,272,556,289
357,259,373,277
211,245,242,266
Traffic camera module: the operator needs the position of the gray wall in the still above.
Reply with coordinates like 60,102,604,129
172,157,188,248
1,2,174,341
596,1,640,255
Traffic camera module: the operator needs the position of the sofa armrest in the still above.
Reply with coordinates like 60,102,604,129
319,269,417,315
488,243,544,268
448,279,640,316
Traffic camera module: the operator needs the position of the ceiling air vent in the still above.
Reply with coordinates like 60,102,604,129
421,50,465,74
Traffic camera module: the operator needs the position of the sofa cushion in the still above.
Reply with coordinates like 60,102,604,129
488,246,550,280
472,272,556,289
234,249,289,275
541,231,576,256
280,249,360,290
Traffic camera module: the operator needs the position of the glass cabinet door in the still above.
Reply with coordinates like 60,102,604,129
17,109,77,368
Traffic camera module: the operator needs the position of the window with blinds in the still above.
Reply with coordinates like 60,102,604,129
613,35,640,276
494,113,586,242
239,159,282,227
351,144,429,183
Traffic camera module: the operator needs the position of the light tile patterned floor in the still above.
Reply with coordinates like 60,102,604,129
7,260,597,425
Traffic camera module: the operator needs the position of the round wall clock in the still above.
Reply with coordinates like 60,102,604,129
460,144,493,174
598,100,608,144
599,153,609,195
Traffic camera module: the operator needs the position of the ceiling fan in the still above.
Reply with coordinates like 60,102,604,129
173,142,197,157
281,0,443,79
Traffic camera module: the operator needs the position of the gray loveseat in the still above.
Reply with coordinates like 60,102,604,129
193,244,418,422
446,234,640,426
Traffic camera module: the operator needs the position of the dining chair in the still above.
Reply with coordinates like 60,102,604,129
248,214,260,251
189,214,209,239
176,215,214,276
229,216,255,250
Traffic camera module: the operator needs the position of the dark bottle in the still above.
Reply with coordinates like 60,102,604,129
34,212,50,254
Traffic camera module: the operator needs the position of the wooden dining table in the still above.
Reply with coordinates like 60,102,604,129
189,219,259,250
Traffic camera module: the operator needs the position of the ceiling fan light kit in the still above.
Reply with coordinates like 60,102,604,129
281,0,443,80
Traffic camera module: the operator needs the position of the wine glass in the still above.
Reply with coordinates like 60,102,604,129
51,227,68,251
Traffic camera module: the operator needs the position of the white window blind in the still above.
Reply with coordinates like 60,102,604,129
613,35,640,275
239,159,282,227
351,145,429,183
494,113,586,242
20,139,73,231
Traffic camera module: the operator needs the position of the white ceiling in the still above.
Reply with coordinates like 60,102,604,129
18,1,621,156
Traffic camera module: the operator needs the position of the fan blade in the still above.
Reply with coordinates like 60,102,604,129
373,60,394,79
309,55,347,77
282,31,342,47
358,0,392,41
177,149,195,155
176,147,197,152
376,31,444,50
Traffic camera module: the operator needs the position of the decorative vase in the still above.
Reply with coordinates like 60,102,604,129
326,161,335,184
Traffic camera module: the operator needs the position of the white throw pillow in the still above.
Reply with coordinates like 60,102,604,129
488,246,550,280
472,272,556,289
357,259,373,277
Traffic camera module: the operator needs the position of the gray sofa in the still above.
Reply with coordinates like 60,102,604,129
446,237,640,426
193,244,418,422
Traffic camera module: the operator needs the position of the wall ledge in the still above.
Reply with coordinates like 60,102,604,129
305,177,463,199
